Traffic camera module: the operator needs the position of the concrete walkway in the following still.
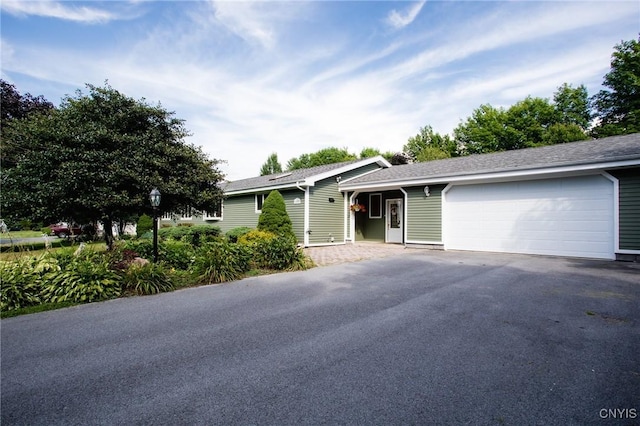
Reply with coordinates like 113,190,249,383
304,242,408,266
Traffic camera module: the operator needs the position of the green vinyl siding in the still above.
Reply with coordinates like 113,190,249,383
216,195,259,233
308,179,345,244
405,185,443,242
610,168,640,250
280,189,306,243
308,164,382,245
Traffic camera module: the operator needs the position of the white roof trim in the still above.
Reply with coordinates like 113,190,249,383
339,159,640,192
304,156,391,186
225,156,391,196
225,181,309,196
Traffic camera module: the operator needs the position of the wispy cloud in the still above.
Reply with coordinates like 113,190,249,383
0,0,121,23
386,1,426,30
1,1,637,179
208,1,309,49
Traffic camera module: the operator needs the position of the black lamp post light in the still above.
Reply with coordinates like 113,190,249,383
149,188,161,262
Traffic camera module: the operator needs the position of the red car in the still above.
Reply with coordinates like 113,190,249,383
49,223,84,239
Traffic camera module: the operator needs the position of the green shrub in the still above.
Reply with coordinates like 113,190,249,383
226,227,252,243
158,226,189,241
122,263,174,295
237,229,276,245
41,226,52,235
252,236,308,270
122,239,195,270
191,241,251,284
257,190,296,241
19,219,32,231
159,239,196,270
137,214,153,237
0,254,60,311
159,225,221,246
41,257,122,304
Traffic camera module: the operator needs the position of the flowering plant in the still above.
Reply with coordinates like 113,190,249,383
350,203,366,212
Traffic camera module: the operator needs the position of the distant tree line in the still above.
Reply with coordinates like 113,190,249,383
260,36,639,175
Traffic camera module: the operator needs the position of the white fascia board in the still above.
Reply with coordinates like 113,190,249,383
338,167,386,186
225,181,309,196
338,159,640,192
305,156,391,186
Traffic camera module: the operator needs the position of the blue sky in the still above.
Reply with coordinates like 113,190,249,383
2,1,638,180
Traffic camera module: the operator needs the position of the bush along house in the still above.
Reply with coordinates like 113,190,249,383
168,133,640,261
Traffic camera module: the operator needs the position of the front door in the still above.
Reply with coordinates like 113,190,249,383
386,198,403,243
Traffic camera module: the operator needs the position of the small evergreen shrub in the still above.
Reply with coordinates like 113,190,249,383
137,214,153,237
257,190,296,241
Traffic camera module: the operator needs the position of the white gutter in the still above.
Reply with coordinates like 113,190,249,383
339,159,640,192
296,181,310,247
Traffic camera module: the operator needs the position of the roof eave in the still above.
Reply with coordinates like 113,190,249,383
339,158,640,192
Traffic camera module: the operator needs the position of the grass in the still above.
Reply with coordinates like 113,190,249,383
0,230,47,239
0,241,106,260
1,301,78,319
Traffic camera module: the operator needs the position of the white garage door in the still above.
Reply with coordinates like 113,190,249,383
444,175,615,259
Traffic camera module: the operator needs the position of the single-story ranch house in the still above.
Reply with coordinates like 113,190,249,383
163,133,640,261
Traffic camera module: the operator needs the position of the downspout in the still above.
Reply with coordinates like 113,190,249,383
296,181,310,247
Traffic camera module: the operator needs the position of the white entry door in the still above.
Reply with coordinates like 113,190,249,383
386,198,403,243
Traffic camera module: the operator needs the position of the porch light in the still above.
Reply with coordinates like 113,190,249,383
149,188,161,207
424,186,430,197
149,188,161,262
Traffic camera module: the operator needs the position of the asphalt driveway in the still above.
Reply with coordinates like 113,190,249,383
2,250,638,425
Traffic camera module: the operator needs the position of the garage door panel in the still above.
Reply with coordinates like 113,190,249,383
445,175,614,259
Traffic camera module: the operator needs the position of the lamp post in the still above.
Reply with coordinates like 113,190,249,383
149,188,161,262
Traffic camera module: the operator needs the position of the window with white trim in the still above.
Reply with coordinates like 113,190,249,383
369,193,382,219
203,202,223,220
179,206,194,220
256,194,266,213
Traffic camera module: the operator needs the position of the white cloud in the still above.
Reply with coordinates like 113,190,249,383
2,1,637,180
0,0,120,23
386,1,426,30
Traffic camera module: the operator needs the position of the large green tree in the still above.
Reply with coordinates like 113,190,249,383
286,147,356,170
0,80,54,133
454,87,590,155
591,36,640,137
1,83,224,248
403,125,456,161
259,152,283,176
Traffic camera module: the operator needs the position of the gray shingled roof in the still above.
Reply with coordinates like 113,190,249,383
341,133,640,187
223,158,381,193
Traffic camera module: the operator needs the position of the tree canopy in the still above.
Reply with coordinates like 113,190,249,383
453,86,590,155
0,80,54,132
403,125,455,161
286,147,357,170
1,83,224,247
259,152,283,176
591,36,640,137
